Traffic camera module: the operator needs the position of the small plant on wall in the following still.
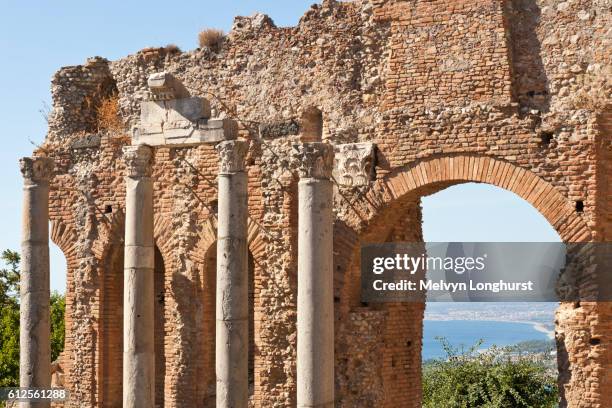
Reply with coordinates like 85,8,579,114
198,28,225,52
96,94,125,134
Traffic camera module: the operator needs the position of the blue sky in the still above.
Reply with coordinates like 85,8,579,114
422,183,561,243
0,1,560,293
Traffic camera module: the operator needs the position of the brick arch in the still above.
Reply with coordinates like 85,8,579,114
195,216,270,261
195,215,268,406
153,214,178,268
92,211,127,408
336,154,597,408
91,211,126,260
338,153,593,324
50,220,79,270
80,212,174,408
50,210,129,407
48,219,79,391
349,154,592,243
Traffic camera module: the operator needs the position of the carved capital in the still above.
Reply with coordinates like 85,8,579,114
293,142,334,180
123,145,153,178
333,143,375,187
19,157,54,182
216,141,248,174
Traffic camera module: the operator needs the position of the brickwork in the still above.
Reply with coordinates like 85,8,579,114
36,0,610,406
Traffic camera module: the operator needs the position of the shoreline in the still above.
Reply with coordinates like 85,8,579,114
424,318,555,339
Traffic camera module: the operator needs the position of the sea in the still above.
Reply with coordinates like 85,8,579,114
422,320,552,360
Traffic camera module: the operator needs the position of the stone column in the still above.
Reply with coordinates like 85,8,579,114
122,145,155,408
293,143,335,408
19,157,54,408
215,140,249,408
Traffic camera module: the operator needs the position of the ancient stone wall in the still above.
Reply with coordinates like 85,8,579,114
39,0,610,406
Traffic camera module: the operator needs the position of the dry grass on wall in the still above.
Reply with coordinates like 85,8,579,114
96,95,125,134
164,44,182,54
198,29,225,52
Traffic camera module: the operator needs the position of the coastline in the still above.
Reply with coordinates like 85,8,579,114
424,318,555,339
529,321,555,339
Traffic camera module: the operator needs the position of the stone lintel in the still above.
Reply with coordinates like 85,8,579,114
333,142,376,187
134,97,238,147
70,134,101,150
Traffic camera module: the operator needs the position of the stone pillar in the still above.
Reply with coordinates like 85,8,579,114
122,145,155,408
215,140,249,408
293,143,335,408
19,157,54,408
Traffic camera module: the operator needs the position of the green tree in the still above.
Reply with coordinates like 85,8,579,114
0,250,20,306
0,250,66,388
423,337,558,408
50,292,65,361
0,305,19,387
0,250,21,387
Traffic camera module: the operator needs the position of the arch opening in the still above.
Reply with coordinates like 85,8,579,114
336,155,591,407
357,181,563,407
97,243,167,407
421,182,560,367
300,106,323,142
48,234,68,389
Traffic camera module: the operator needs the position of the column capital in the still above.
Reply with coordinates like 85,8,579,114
123,145,153,178
333,142,375,187
19,157,54,182
293,142,334,180
216,140,248,174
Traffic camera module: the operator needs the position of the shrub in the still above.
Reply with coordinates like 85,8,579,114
0,298,19,388
198,29,225,52
0,250,20,389
423,337,558,408
0,251,66,392
50,292,65,361
96,94,124,133
164,44,182,54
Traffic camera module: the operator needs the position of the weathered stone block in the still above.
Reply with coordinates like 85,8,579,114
333,142,375,187
147,71,190,100
70,134,101,150
134,98,236,146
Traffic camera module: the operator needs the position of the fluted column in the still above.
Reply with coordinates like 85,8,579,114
293,143,335,408
122,145,155,408
215,140,249,408
19,156,54,408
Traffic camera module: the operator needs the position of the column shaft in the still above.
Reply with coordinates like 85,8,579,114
122,145,155,408
215,141,249,408
19,157,53,408
294,143,334,408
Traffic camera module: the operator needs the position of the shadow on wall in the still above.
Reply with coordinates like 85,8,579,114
506,0,551,113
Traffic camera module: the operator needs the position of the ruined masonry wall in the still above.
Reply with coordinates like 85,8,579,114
40,0,610,407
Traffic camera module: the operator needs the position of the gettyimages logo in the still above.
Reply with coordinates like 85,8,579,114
371,250,487,275
361,242,612,302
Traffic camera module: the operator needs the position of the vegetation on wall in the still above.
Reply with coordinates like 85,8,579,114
164,44,182,54
423,337,558,408
96,94,125,134
198,28,225,52
0,250,65,388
